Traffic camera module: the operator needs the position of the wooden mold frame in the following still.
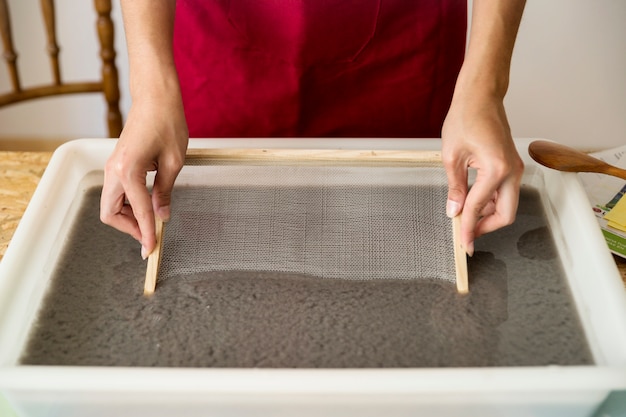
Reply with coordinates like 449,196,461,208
144,148,468,295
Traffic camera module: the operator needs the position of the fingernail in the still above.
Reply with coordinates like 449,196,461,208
141,245,149,260
466,241,475,257
157,205,171,223
446,199,461,218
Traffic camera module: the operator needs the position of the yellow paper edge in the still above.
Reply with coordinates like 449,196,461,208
604,195,626,228
607,221,626,233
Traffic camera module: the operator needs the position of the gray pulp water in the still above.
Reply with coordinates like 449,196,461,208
20,186,593,367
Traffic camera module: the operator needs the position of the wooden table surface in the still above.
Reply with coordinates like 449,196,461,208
0,151,53,260
1,150,626,285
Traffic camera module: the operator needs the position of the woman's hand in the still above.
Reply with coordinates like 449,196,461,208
442,0,526,255
100,99,188,259
442,92,524,256
100,0,184,259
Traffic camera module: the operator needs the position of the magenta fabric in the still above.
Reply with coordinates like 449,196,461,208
173,0,467,138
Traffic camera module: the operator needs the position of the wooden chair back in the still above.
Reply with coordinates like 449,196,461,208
0,0,122,138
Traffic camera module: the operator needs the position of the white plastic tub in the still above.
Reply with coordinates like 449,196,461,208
1,138,625,417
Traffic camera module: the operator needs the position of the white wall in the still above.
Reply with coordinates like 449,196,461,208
505,0,626,149
0,0,624,149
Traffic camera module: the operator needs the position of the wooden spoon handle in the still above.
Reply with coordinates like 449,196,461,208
604,165,626,181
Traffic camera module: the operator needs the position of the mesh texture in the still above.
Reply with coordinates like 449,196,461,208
159,162,455,282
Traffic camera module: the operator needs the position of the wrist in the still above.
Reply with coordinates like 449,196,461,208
453,61,510,105
129,64,182,104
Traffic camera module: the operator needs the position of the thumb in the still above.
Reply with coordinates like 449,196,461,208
444,166,468,218
151,167,180,222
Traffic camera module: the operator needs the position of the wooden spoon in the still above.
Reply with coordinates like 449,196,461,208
528,140,626,180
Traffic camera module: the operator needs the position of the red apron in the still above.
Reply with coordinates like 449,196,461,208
173,0,466,137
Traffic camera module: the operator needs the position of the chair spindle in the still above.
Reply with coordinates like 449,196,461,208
40,0,61,85
0,0,21,92
94,0,122,137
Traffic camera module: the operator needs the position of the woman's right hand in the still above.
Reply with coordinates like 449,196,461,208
100,97,188,259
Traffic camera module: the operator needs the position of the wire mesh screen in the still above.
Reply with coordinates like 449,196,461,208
159,160,455,283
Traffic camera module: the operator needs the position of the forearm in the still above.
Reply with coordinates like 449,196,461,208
120,0,180,102
101,1,187,253
455,0,526,101
442,0,526,250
